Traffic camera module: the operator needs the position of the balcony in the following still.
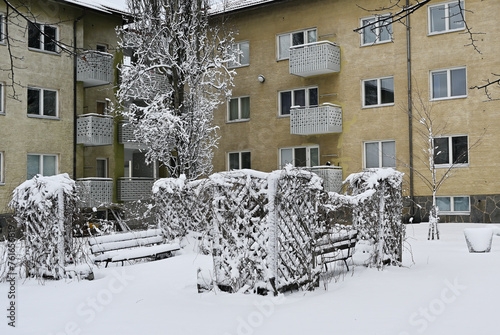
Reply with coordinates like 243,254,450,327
118,122,145,149
117,178,155,202
290,103,342,135
122,69,169,100
289,41,340,77
77,178,113,208
307,166,343,193
77,51,114,87
77,114,114,146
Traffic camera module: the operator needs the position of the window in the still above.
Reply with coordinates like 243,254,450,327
96,101,108,115
279,87,318,116
0,151,4,184
228,152,251,170
278,28,317,60
27,87,57,117
0,82,4,114
27,154,57,180
431,67,466,100
433,135,468,166
96,44,108,52
28,22,58,52
429,1,465,34
361,15,392,46
228,41,249,68
228,96,250,121
362,76,394,107
0,14,6,44
96,158,108,178
364,140,396,168
437,196,470,214
280,146,319,168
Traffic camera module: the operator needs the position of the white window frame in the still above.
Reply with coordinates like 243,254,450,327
279,145,319,169
0,13,6,45
0,151,4,184
362,76,395,108
277,28,317,60
28,22,59,53
27,86,58,118
0,82,4,114
433,135,469,167
279,86,318,116
228,41,249,68
436,195,470,215
430,66,467,100
227,96,250,122
27,153,58,180
428,1,465,35
228,151,251,170
360,14,393,46
364,140,396,169
96,158,108,178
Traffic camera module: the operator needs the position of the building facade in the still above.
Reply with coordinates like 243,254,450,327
211,0,500,222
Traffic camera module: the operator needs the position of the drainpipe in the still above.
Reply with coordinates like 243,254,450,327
73,14,84,180
406,0,414,218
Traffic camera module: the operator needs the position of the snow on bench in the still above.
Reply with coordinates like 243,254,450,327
89,228,180,267
313,229,357,271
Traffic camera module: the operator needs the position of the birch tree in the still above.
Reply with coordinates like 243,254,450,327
116,0,235,181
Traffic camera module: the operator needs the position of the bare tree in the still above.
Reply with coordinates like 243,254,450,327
115,0,235,181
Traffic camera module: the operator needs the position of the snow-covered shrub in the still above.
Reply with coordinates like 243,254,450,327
8,174,79,280
345,168,404,268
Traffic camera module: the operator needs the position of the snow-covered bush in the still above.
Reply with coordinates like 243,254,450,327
7,174,79,280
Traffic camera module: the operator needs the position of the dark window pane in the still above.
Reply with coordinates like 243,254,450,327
364,80,378,106
309,88,318,106
380,78,394,104
280,91,292,115
229,98,238,120
27,155,40,179
28,22,41,49
434,138,449,164
43,155,56,176
362,19,376,44
294,148,307,167
432,71,448,99
241,152,251,169
454,196,469,212
451,68,466,97
27,88,40,115
294,89,305,107
44,26,57,52
229,153,239,170
43,90,57,116
292,32,304,46
379,17,392,41
365,142,379,168
240,97,250,119
310,148,319,167
436,197,451,212
452,136,468,164
382,141,396,167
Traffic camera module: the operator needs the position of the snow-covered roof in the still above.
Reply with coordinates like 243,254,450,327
59,0,129,15
209,0,279,14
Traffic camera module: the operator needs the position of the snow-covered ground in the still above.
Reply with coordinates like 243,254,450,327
1,223,499,335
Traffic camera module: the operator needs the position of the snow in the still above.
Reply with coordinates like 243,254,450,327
2,223,500,334
463,228,493,253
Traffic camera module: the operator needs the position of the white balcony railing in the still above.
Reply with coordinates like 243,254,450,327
117,178,155,202
290,103,342,135
77,178,113,208
289,41,340,77
122,69,169,100
307,166,343,193
77,114,114,146
118,122,146,149
77,51,114,87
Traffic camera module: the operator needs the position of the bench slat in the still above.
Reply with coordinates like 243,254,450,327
89,229,163,246
91,235,164,254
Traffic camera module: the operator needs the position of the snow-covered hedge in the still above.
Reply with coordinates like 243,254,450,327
7,174,79,280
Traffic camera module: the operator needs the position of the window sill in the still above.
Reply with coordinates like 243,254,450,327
360,39,393,48
428,28,465,37
28,47,60,56
439,212,470,216
278,114,290,118
226,119,250,124
362,103,395,109
0,112,5,116
228,64,250,70
27,114,60,120
430,95,467,102
435,163,469,169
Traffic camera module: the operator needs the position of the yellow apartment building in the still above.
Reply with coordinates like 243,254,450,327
211,0,500,223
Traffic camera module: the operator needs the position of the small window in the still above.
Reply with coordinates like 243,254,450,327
431,67,466,100
280,146,319,168
362,76,394,107
228,152,251,170
277,28,317,60
0,14,6,44
279,87,318,116
228,41,249,68
429,1,465,35
437,196,470,214
27,87,58,117
0,151,4,184
96,101,108,115
364,140,396,168
433,135,468,166
96,158,108,178
28,22,58,52
27,154,57,180
96,44,108,52
228,96,250,121
361,14,393,46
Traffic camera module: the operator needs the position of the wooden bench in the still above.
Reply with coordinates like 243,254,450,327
313,229,357,271
89,228,180,267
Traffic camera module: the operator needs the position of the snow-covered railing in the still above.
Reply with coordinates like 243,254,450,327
290,103,342,135
117,177,156,202
306,165,343,193
76,177,113,208
122,69,169,100
118,121,146,148
77,50,114,87
289,41,340,77
77,114,114,146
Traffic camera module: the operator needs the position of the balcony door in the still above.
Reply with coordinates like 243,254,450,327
124,149,156,178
